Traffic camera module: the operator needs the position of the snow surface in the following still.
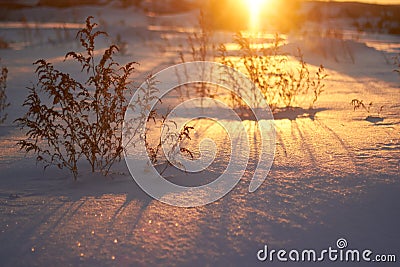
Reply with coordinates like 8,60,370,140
0,2,399,267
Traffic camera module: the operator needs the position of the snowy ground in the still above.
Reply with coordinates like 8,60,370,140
0,3,399,267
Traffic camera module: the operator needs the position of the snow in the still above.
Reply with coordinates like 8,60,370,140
0,2,399,266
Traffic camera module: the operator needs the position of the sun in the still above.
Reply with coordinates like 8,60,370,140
246,0,270,31
243,0,275,32
248,0,264,11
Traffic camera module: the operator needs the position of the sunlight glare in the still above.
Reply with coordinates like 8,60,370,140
247,0,269,32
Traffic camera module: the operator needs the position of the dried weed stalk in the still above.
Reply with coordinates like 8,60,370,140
16,17,137,179
0,59,9,124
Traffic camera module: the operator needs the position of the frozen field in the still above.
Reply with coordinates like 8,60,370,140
0,2,399,266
